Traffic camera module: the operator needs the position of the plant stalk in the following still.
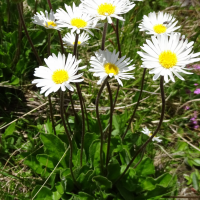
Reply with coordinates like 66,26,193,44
101,23,108,50
116,19,121,58
60,91,77,186
96,77,109,172
47,33,56,135
73,34,85,167
17,4,42,65
106,81,113,169
114,76,165,185
122,68,146,140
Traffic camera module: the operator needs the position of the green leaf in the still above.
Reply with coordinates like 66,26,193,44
10,75,19,85
31,31,46,47
192,158,200,167
73,149,87,167
31,186,52,200
40,133,68,169
113,114,120,130
3,122,15,138
192,173,199,191
92,176,112,190
84,133,98,160
55,182,64,195
107,159,121,181
78,192,95,200
184,174,192,185
89,139,101,168
121,168,137,192
36,154,55,169
135,158,155,176
116,182,135,200
142,173,172,191
77,170,94,190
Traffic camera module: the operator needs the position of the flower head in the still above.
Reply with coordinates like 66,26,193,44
184,106,190,110
63,31,90,47
32,53,85,96
32,10,61,30
137,33,200,83
89,49,135,86
194,88,200,95
80,0,135,24
139,11,180,35
55,3,97,35
142,127,162,143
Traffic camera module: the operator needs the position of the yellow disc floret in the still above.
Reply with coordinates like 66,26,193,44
153,24,167,34
97,3,116,16
73,41,82,45
71,18,87,28
52,69,69,84
46,21,57,27
104,63,119,75
159,51,177,69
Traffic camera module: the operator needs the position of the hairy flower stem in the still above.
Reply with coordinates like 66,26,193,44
101,23,108,50
116,19,121,58
47,33,56,135
73,34,85,167
121,68,147,140
106,82,113,169
17,4,56,135
114,76,165,185
83,96,90,132
60,91,78,187
96,77,109,173
17,4,42,65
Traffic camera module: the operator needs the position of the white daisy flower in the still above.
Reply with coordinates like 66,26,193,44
142,127,162,143
80,0,135,24
137,33,200,83
63,31,90,47
32,10,61,30
89,49,135,86
55,3,97,35
139,11,180,35
32,53,86,97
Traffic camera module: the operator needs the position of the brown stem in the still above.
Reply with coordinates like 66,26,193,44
47,33,56,135
12,6,22,69
17,4,42,65
114,76,165,185
69,91,77,120
96,77,109,173
116,19,121,58
106,81,113,169
82,96,90,132
122,68,146,140
101,23,108,50
60,91,78,187
73,34,85,167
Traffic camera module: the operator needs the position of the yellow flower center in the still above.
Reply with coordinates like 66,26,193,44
159,51,178,69
104,63,119,75
52,69,69,84
73,41,81,45
153,24,167,34
71,18,87,28
97,3,116,16
149,133,152,136
46,21,57,27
